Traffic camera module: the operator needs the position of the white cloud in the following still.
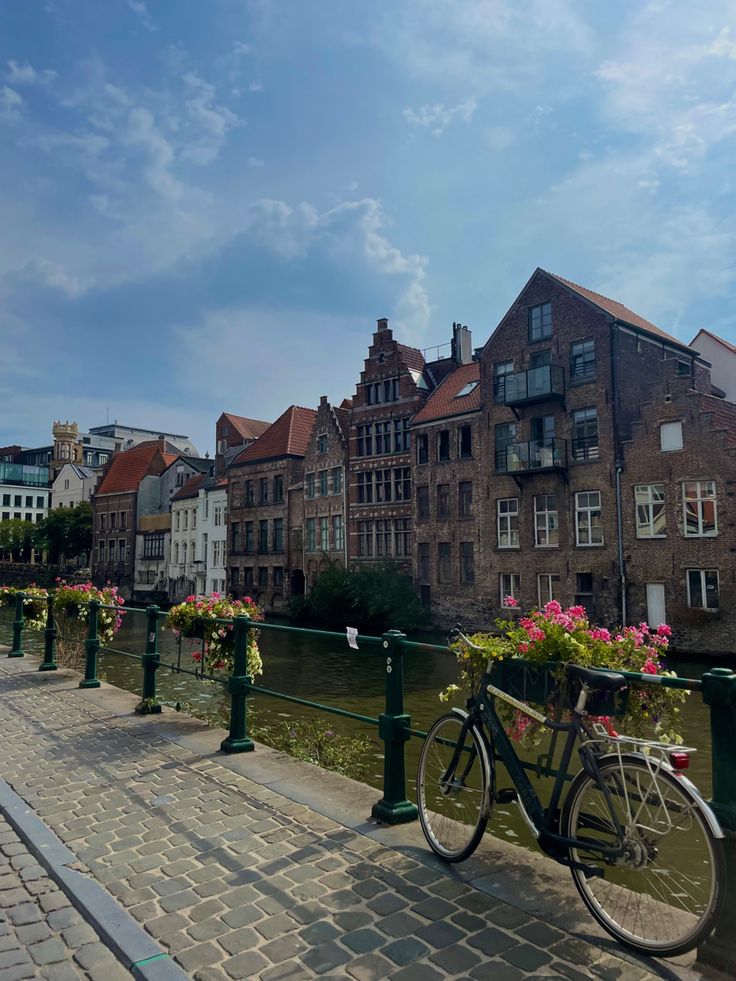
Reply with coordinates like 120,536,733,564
247,156,265,168
403,98,477,136
709,26,736,59
127,0,156,32
124,106,182,198
248,80,264,93
180,72,239,165
0,86,22,121
6,60,57,86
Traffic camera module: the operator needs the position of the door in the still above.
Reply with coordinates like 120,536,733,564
646,583,666,628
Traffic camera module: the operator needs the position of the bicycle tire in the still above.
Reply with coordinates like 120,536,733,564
562,754,726,957
417,712,491,863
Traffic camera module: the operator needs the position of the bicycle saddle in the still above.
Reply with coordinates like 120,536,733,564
566,664,627,691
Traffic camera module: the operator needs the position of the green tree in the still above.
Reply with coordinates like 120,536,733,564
0,519,37,562
35,503,92,563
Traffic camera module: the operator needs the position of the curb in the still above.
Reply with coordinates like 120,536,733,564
0,779,188,981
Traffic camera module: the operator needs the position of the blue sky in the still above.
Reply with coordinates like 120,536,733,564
2,0,735,456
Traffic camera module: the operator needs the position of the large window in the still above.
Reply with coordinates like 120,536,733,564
534,494,559,547
305,473,315,499
460,542,474,583
272,475,284,503
528,302,552,342
571,407,599,461
306,518,316,552
570,338,595,380
375,420,391,455
393,467,410,501
576,491,603,546
259,477,269,505
316,432,328,454
214,504,224,526
375,519,391,557
417,485,430,519
458,425,472,459
394,518,411,558
273,518,284,552
493,360,513,402
358,521,372,557
416,433,429,465
244,480,254,505
437,430,450,463
259,519,269,552
660,421,683,452
682,480,717,537
495,422,518,472
244,521,254,553
497,498,519,548
437,543,452,583
393,418,410,453
375,468,391,503
319,516,329,551
357,472,373,504
418,543,430,583
459,481,473,518
143,534,164,559
635,484,666,538
357,425,373,457
331,467,342,495
538,573,561,606
436,484,450,520
332,514,344,551
319,470,329,497
687,569,719,610
500,573,521,606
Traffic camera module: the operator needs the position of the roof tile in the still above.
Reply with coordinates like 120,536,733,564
413,362,481,424
222,413,271,440
95,441,177,495
232,406,317,465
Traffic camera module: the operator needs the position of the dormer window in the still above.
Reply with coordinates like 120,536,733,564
528,302,552,342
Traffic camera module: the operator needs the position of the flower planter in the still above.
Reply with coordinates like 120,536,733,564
182,619,206,640
63,604,79,619
491,658,628,718
23,600,46,620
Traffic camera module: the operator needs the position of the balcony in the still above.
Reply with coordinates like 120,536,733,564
504,438,567,475
0,463,49,488
496,365,565,407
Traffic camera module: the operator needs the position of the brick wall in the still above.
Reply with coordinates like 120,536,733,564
303,397,348,589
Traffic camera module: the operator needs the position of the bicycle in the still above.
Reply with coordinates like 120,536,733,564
417,630,726,957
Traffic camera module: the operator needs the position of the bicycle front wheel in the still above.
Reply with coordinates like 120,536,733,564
562,755,725,957
417,713,490,863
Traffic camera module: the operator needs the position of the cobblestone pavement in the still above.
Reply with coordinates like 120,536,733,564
0,813,133,981
0,658,702,981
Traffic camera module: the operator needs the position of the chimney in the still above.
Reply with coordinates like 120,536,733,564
377,317,389,332
452,323,473,365
320,395,328,407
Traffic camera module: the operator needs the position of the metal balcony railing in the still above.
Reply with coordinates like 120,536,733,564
504,438,567,474
495,365,565,406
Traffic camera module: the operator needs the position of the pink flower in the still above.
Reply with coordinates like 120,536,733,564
656,623,672,638
589,628,611,643
642,658,658,675
518,643,529,654
543,600,562,616
503,595,518,608
185,595,196,603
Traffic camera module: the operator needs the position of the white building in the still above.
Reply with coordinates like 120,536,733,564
168,475,205,602
51,463,99,510
690,329,736,402
198,476,228,596
0,464,50,524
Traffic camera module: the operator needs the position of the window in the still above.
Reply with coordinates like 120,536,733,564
24,512,32,522
273,475,284,504
393,467,410,501
259,520,269,552
109,511,116,530
500,574,521,606
258,567,269,587
375,468,391,503
214,504,223,527
570,338,595,380
497,498,519,548
232,522,241,552
393,418,410,453
534,495,559,547
273,567,284,587
1,512,8,521
331,468,342,495
273,518,284,552
358,520,373,557
118,539,126,563
571,408,598,460
259,478,269,505
182,510,188,531
635,484,666,538
417,486,430,520
120,511,127,530
660,421,683,452
495,422,518,472
191,540,196,562
176,465,185,488
375,421,391,455
357,425,373,457
244,521,254,553
458,425,472,459
493,361,513,402
14,495,21,507
306,473,315,499
576,491,603,546
687,569,719,610
174,542,179,564
575,573,594,614
319,470,329,497
306,518,316,552
683,480,717,537
231,567,239,588
1,494,8,506
202,533,208,561
38,496,46,509
436,484,450,520
416,433,429,465
528,302,552,342
460,542,474,583
143,534,164,559
375,519,392,557
538,573,561,606
437,430,450,462
457,381,478,398
245,481,255,505
418,543,430,583
173,511,177,531
384,377,399,402
212,540,221,567
317,432,328,454
319,516,329,551
392,518,410,557
437,543,451,583
459,481,473,518
332,514,344,551
244,567,254,587
357,472,373,504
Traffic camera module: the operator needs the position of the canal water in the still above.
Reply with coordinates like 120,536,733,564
0,609,718,857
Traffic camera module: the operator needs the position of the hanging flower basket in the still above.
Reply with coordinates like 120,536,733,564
167,593,264,677
182,618,205,640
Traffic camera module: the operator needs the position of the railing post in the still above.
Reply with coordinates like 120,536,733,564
9,592,25,658
137,605,161,714
698,667,736,974
221,615,254,753
39,593,57,671
79,600,101,689
371,630,418,824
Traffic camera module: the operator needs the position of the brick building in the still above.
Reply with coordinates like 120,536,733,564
227,405,316,610
214,412,271,476
302,396,350,588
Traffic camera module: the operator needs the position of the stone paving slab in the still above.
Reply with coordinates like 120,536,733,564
0,655,716,981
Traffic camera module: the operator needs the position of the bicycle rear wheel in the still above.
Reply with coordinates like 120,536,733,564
417,713,490,863
562,755,725,957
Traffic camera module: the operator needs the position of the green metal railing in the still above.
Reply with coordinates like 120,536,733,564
3,592,736,971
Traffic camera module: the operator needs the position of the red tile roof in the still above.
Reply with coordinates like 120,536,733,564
397,343,426,373
690,328,736,355
96,441,177,495
412,362,481,424
221,413,271,440
172,472,207,501
232,406,317,464
545,271,688,349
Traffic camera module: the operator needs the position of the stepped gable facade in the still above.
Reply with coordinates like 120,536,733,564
226,405,316,610
302,395,350,589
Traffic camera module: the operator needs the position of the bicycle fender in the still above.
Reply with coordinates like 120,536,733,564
595,751,725,840
449,707,495,819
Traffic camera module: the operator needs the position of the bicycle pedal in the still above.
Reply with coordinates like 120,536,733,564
495,788,517,804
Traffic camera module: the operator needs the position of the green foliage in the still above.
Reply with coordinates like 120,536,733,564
0,520,37,561
35,503,92,563
250,719,373,780
291,559,428,634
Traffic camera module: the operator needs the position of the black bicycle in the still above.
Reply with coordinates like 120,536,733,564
417,632,726,957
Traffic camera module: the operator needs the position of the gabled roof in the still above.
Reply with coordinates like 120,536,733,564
334,404,351,441
221,413,271,441
232,406,317,465
412,363,481,424
397,343,426,373
690,328,736,355
543,270,688,350
172,472,207,501
95,441,178,495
